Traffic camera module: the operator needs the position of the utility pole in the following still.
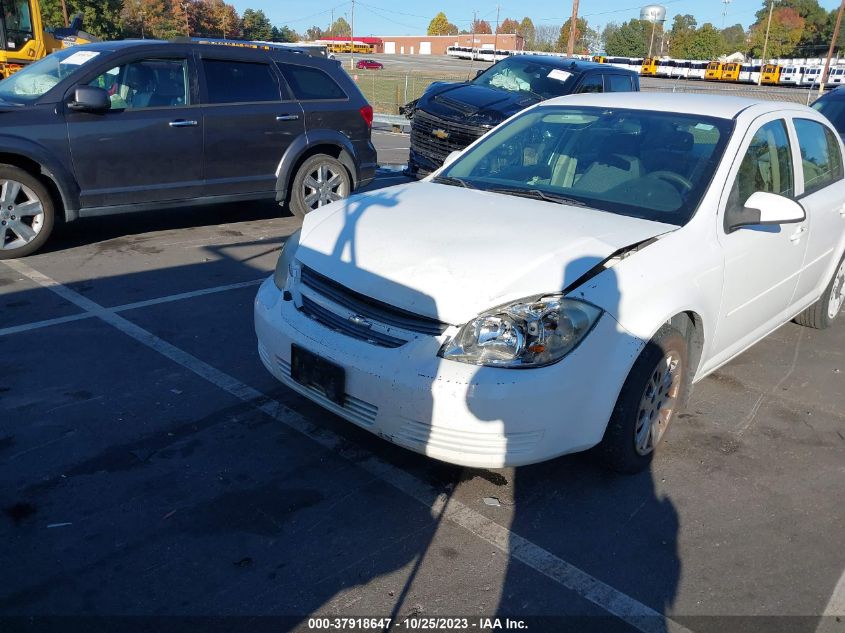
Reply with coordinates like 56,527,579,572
566,0,579,57
758,0,775,85
494,4,500,56
350,0,355,70
471,10,476,61
820,0,845,94
182,1,190,36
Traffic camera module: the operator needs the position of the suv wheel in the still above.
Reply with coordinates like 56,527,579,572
289,154,351,219
0,165,54,259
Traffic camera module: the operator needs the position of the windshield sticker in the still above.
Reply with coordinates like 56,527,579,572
61,51,100,66
548,69,573,83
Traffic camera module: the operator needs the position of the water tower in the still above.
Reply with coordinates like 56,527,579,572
640,5,667,58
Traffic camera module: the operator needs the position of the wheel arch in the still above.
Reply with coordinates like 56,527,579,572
0,149,77,222
666,311,705,380
275,132,359,206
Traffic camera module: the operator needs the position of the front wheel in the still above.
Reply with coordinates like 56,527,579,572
793,254,845,329
598,324,690,474
0,165,55,259
289,154,351,219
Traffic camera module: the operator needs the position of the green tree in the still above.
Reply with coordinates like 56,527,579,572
241,8,272,41
328,16,351,37
271,25,298,42
604,19,653,57
755,0,827,55
41,0,123,38
750,7,805,57
519,16,535,48
556,17,596,54
305,25,323,40
720,24,747,53
684,23,725,59
122,0,182,39
668,14,696,58
427,12,457,36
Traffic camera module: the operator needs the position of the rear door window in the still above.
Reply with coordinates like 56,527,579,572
605,74,633,92
202,59,281,104
278,64,347,100
794,118,844,194
576,74,603,93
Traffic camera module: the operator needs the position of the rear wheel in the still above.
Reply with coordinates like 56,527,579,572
289,154,351,219
793,255,845,329
599,324,690,474
0,165,54,259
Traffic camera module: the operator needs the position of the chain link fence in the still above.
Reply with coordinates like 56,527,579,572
351,71,824,116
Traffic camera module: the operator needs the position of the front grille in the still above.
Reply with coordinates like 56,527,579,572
300,266,448,337
410,110,487,165
300,295,406,348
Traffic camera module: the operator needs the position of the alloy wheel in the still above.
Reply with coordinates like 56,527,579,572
634,351,683,456
0,179,44,252
302,163,347,211
829,259,845,320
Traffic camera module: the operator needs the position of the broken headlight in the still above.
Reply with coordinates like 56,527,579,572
273,228,301,291
439,295,602,368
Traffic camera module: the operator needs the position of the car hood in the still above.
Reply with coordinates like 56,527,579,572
296,183,676,326
419,82,538,125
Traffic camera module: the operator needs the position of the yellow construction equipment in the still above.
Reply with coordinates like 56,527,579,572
0,1,97,79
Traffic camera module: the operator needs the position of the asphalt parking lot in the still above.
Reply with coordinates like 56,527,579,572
2,139,845,633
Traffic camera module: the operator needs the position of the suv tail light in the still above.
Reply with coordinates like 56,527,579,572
359,104,373,128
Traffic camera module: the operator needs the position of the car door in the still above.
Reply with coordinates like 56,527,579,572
789,117,845,307
66,54,203,209
710,116,809,361
199,53,304,197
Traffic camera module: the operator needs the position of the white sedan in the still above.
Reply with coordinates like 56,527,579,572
255,93,845,473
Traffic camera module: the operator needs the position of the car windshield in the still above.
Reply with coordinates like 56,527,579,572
438,105,733,226
471,57,579,99
812,96,845,135
0,47,104,103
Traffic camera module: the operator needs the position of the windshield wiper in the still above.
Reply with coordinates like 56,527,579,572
488,187,586,206
432,176,476,189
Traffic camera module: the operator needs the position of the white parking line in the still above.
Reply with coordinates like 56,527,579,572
0,278,264,337
2,258,693,633
823,567,845,616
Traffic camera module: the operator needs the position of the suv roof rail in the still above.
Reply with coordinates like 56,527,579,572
169,36,308,55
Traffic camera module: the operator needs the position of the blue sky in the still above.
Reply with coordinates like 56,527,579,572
233,0,842,37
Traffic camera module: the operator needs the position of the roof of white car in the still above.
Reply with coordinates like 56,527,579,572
542,91,809,120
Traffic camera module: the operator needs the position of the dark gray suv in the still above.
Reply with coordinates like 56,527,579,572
0,39,377,258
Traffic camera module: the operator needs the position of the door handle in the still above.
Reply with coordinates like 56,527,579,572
840,204,845,218
789,225,807,243
276,114,300,122
169,119,198,127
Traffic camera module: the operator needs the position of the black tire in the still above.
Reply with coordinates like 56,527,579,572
793,254,845,330
289,154,351,220
0,165,55,259
599,324,691,474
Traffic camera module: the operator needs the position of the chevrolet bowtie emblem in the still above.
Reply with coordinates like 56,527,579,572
432,128,450,140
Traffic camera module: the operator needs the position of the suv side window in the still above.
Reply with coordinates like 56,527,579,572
202,59,280,104
278,64,347,100
727,120,794,215
793,118,844,194
606,74,633,92
576,74,603,94
89,58,189,110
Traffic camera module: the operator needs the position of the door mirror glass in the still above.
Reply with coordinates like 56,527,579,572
475,69,484,78
726,191,806,232
68,85,110,113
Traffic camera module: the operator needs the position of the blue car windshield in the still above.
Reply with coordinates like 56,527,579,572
438,105,733,226
0,47,104,103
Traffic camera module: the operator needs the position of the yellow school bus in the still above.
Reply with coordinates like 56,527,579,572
592,55,606,63
704,61,724,80
720,63,741,81
761,64,781,85
641,57,658,76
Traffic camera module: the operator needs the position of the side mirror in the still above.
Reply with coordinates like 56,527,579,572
443,150,462,168
67,85,111,113
726,191,806,233
475,69,484,78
